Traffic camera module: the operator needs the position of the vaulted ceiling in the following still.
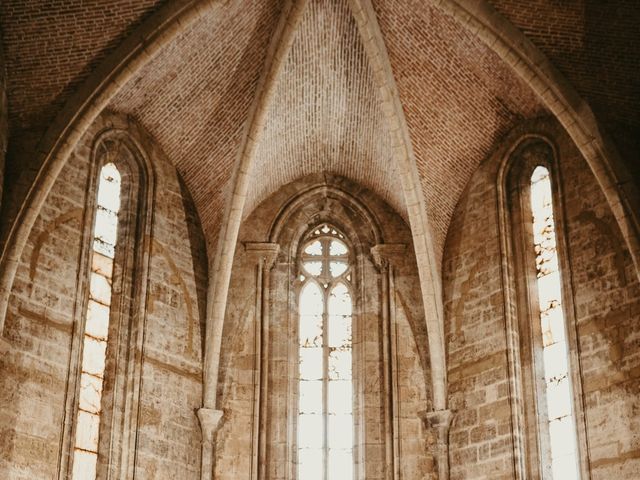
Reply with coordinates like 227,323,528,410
1,0,638,263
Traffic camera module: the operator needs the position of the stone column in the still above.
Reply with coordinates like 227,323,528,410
420,409,454,480
245,242,280,480
198,407,224,480
371,244,406,480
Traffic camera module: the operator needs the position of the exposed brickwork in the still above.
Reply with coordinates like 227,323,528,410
373,0,547,265
0,0,169,204
560,132,640,479
443,119,640,479
247,0,406,223
488,0,640,179
0,113,207,479
109,0,285,251
0,0,166,133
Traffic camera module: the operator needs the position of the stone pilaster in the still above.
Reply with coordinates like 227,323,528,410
245,242,279,480
371,244,406,480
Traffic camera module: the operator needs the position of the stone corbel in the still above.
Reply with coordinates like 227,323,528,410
197,407,224,480
198,407,224,445
420,409,454,479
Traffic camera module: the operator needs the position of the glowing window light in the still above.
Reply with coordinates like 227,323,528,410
298,225,353,480
530,166,580,480
72,163,121,480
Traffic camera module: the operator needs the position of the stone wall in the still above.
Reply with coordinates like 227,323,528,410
0,112,207,479
215,173,434,479
443,118,640,479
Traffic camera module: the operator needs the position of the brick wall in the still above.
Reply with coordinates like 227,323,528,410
0,112,207,479
443,118,640,479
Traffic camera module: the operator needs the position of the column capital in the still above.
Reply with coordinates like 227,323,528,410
419,408,454,444
244,242,280,270
197,408,224,446
371,244,406,271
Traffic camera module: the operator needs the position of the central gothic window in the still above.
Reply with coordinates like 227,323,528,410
297,224,354,480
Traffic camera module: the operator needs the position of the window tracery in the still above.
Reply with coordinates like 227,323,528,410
297,224,354,480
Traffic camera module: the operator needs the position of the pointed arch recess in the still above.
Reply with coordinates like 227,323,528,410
0,0,218,338
432,1,640,275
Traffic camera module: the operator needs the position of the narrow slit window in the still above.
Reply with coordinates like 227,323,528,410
530,166,580,480
298,225,353,480
72,163,122,480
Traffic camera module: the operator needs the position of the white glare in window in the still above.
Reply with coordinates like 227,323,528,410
72,163,121,480
530,166,580,480
304,240,323,256
298,226,353,479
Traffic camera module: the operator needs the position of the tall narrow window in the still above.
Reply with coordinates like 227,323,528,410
530,166,580,479
298,224,353,480
72,163,122,479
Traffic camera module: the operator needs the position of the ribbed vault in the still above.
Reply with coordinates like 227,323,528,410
108,0,286,247
245,0,405,222
2,1,638,266
373,0,547,262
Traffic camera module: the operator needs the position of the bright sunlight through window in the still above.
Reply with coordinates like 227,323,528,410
298,224,353,480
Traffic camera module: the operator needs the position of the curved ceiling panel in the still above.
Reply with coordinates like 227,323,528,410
0,0,167,133
109,0,286,246
373,0,547,261
245,0,406,223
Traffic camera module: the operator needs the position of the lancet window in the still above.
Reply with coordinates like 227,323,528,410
72,163,122,479
297,224,354,480
529,166,580,479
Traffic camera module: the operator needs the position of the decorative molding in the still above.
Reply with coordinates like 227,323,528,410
244,242,280,270
371,244,406,271
420,409,455,479
202,0,307,415
197,408,224,446
198,408,224,480
349,0,448,411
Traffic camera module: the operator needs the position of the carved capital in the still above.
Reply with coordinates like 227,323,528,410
245,242,280,270
197,408,224,446
371,244,406,271
420,408,454,445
